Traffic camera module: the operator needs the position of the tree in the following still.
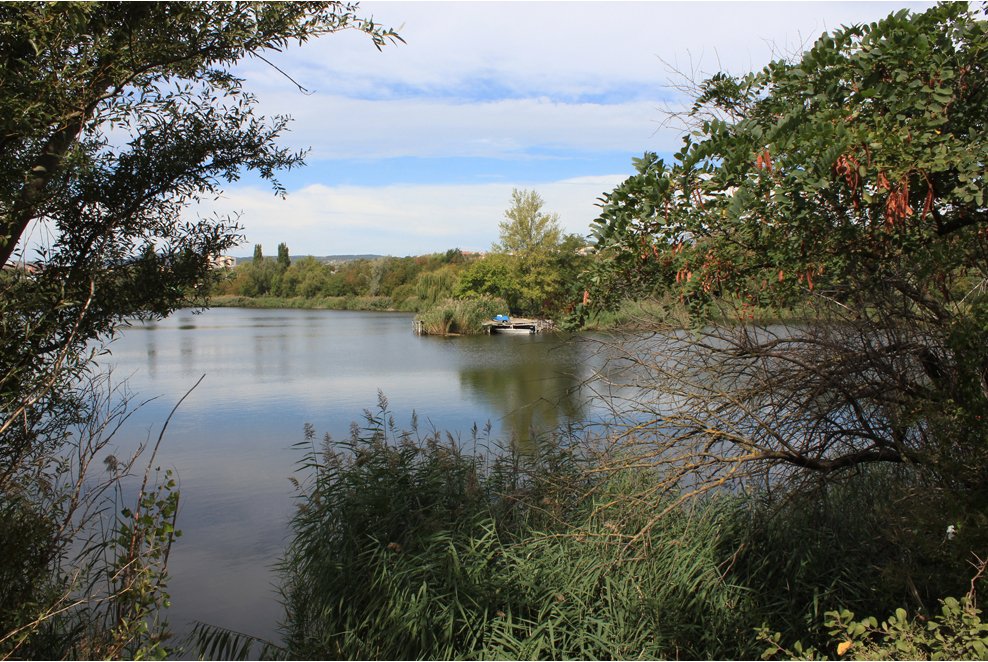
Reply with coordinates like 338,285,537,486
277,242,291,270
586,3,988,497
2,2,401,435
455,253,521,311
494,189,562,257
416,265,460,308
485,189,575,316
0,2,400,656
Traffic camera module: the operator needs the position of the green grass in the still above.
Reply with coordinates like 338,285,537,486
278,415,753,660
186,390,984,660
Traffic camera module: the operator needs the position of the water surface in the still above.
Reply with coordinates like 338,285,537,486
99,307,598,642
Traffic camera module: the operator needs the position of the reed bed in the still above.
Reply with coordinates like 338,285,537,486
249,396,977,661
414,296,508,335
190,395,984,660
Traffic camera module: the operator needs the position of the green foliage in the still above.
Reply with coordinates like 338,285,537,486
591,2,987,312
584,2,988,498
271,397,984,661
414,265,460,308
0,385,190,660
280,394,551,659
475,189,589,317
416,190,593,319
210,293,396,312
454,253,521,309
280,397,752,660
737,467,988,650
215,212,588,320
276,243,291,270
103,467,181,660
274,256,326,298
759,595,988,660
189,621,285,662
493,189,563,257
214,252,471,312
476,488,754,660
0,494,59,648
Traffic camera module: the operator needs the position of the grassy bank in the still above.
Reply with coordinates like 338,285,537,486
208,294,404,312
209,294,511,336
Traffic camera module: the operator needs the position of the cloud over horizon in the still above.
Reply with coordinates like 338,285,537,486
193,1,936,257
197,174,629,257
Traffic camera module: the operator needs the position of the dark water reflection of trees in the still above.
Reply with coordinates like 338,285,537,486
457,334,592,450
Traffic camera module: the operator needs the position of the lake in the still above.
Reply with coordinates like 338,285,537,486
97,307,605,644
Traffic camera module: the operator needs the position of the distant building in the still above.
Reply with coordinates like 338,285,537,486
210,255,236,269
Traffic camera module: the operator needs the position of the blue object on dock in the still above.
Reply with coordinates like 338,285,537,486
493,314,510,323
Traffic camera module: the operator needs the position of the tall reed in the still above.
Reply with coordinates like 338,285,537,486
415,296,507,335
222,393,981,661
277,398,758,659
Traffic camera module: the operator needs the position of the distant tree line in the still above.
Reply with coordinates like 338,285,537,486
213,246,470,308
213,189,590,320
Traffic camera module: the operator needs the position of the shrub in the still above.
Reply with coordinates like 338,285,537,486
759,595,988,660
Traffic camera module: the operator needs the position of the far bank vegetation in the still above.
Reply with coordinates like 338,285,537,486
210,190,591,334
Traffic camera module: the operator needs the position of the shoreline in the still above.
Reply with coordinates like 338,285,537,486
207,294,406,312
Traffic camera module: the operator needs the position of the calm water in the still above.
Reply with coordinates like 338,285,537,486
98,307,602,643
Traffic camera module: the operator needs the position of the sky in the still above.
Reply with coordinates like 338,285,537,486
194,0,937,257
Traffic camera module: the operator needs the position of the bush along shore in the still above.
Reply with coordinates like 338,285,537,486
208,191,591,336
413,296,509,335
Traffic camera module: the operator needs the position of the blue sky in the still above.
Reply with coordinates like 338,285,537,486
192,1,936,257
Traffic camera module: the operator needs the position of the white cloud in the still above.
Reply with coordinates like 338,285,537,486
271,95,671,160
238,1,935,164
195,1,938,257
196,175,628,256
250,2,930,99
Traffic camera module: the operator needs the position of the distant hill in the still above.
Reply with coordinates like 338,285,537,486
306,254,386,264
235,254,385,264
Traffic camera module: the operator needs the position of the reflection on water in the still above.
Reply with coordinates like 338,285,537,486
100,308,604,643
457,334,590,451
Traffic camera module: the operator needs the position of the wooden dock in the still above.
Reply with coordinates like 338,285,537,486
412,317,554,335
481,317,552,334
